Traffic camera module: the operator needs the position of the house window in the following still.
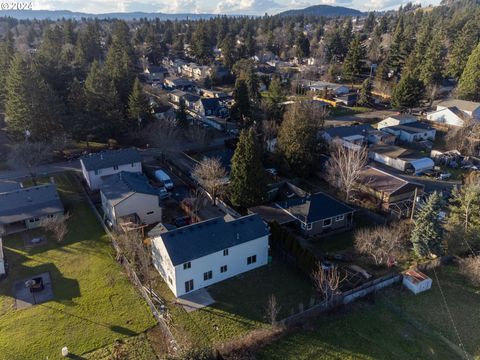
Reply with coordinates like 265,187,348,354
223,249,229,256
183,262,191,270
335,215,344,222
203,270,213,281
247,255,257,265
220,265,227,273
113,165,119,170
307,223,312,230
147,211,154,215
131,163,135,167
323,218,332,227
185,279,194,293
168,276,173,285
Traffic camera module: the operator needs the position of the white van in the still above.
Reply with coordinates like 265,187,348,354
154,169,174,190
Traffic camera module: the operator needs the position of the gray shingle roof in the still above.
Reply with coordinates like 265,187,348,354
276,192,353,223
324,124,374,139
438,99,480,113
101,172,158,206
80,148,142,171
156,214,269,266
0,184,64,225
388,122,435,134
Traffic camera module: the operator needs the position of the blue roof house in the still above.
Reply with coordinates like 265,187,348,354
149,214,269,297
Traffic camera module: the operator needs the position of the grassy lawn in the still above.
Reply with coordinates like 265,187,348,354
330,106,372,118
0,173,155,360
257,265,479,360
154,258,315,348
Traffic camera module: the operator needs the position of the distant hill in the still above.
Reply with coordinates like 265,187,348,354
279,4,364,17
0,10,220,21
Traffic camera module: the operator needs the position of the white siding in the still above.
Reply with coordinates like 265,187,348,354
153,235,269,297
426,109,464,127
113,193,162,226
82,162,142,190
369,152,408,171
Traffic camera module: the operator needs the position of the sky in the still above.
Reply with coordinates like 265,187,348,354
31,0,441,15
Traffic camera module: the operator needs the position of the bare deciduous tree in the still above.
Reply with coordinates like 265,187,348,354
445,117,480,157
8,142,52,185
192,157,227,205
327,141,368,202
187,187,208,221
40,213,71,243
459,256,480,287
264,294,281,325
354,222,410,266
143,119,181,156
311,264,344,306
186,125,213,148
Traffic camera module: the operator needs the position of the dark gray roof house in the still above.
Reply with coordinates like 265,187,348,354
323,124,374,141
157,214,269,266
101,172,158,206
0,184,64,235
80,148,142,172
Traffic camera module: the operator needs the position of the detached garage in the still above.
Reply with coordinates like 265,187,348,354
407,158,435,174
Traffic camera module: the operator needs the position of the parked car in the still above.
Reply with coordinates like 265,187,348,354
154,169,174,190
437,172,452,180
158,186,170,200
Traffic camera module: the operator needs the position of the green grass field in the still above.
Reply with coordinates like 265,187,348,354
154,259,315,348
0,173,156,360
257,265,480,360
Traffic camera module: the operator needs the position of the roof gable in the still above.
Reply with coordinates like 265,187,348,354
155,214,269,265
80,148,142,171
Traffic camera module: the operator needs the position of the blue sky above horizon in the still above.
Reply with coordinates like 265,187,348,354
32,0,441,15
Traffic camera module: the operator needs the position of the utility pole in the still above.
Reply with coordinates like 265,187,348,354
410,187,418,221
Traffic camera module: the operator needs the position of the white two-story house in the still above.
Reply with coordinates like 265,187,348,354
150,214,269,297
101,172,162,229
80,148,142,190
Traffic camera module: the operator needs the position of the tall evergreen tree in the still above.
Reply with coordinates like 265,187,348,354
127,78,151,129
458,42,480,102
391,73,423,109
358,78,373,106
448,19,480,79
342,35,364,83
229,128,267,208
192,22,213,64
295,32,310,58
0,31,15,107
277,102,319,176
418,32,445,88
231,79,251,125
5,55,64,141
411,192,444,258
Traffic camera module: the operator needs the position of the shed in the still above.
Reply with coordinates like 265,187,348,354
409,158,435,174
402,269,432,294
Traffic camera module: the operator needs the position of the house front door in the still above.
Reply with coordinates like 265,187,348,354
185,279,194,293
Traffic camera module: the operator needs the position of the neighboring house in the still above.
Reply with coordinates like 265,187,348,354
356,166,424,213
426,106,471,127
144,65,168,82
0,184,64,235
80,148,142,190
0,237,4,276
334,92,358,106
381,122,436,143
368,144,434,174
275,192,354,237
163,78,196,91
321,124,374,147
101,172,163,229
403,269,432,294
195,98,228,118
150,214,269,297
302,81,350,96
436,99,480,119
377,114,417,129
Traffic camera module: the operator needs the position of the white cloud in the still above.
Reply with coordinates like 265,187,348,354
215,0,282,14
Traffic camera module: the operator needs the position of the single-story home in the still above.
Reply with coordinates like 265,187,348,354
101,172,163,229
302,80,350,96
377,114,417,129
275,192,354,237
322,124,374,144
334,92,359,106
426,106,471,127
0,184,64,235
356,166,424,213
144,65,168,82
368,144,434,174
402,269,432,294
150,214,269,297
436,99,480,119
80,148,142,191
381,122,436,143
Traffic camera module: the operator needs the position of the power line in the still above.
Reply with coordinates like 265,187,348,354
432,267,470,360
